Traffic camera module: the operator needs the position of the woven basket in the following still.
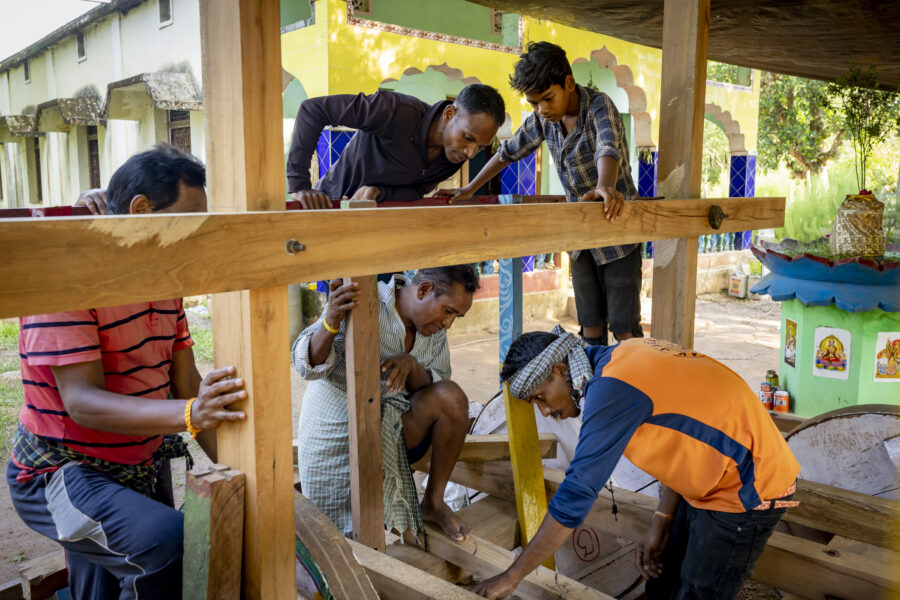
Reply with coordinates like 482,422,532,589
829,193,885,258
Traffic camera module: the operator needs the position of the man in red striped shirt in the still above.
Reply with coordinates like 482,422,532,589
7,145,245,600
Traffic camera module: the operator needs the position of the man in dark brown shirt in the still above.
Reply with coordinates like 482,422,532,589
286,84,505,208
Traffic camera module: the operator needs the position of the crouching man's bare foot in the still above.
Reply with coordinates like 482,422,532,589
422,498,472,542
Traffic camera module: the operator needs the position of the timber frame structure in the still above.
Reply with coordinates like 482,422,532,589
1,0,898,599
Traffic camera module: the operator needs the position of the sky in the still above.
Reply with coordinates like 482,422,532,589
0,0,97,61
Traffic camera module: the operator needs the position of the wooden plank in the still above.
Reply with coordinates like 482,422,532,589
650,0,709,347
294,491,379,600
0,579,21,600
384,544,466,584
786,479,900,550
199,0,294,598
751,532,900,600
457,495,521,551
443,461,900,599
422,523,615,600
770,411,806,434
412,433,557,465
386,495,522,586
16,551,66,600
343,199,386,552
0,196,784,319
503,382,554,569
349,539,484,600
182,465,245,600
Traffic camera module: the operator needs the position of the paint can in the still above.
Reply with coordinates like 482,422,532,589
773,389,789,413
760,390,774,410
760,381,772,394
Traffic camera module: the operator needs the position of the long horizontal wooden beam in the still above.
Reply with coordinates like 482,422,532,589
0,196,783,318
411,433,557,466
436,461,900,600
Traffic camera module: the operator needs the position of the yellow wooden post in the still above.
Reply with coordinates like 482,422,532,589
503,381,554,569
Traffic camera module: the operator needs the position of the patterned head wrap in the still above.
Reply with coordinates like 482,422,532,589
507,325,594,402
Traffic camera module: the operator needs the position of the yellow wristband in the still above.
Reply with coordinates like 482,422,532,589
185,397,201,439
322,316,340,334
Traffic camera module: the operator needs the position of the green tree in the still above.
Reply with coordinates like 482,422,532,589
701,119,729,197
826,67,900,192
758,72,844,179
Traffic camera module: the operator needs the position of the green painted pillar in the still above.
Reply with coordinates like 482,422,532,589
779,300,900,417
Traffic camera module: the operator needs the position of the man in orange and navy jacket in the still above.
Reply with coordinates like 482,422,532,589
470,326,801,600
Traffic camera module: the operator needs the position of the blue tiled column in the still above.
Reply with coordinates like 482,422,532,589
637,150,658,198
500,153,538,271
316,129,354,176
498,194,523,369
315,130,356,293
637,150,658,257
729,154,757,250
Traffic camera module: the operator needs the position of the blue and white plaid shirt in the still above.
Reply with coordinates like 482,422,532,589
500,85,639,265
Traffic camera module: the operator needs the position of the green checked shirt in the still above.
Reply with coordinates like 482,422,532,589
500,84,639,265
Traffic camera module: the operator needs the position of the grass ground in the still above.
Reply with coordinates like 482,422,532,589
0,321,22,463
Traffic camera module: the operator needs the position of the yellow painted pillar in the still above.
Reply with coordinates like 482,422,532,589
503,381,554,569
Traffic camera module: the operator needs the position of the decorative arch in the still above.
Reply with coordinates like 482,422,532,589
379,63,482,105
571,46,654,148
704,102,746,154
378,64,511,138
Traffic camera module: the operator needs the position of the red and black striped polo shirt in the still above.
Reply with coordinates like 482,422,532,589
17,299,193,465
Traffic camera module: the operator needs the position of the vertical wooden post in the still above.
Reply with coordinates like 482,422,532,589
342,198,385,551
498,194,553,568
199,0,295,598
650,0,709,347
183,465,245,600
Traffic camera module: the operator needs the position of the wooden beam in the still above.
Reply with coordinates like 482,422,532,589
413,433,557,465
384,495,521,585
0,579,21,600
182,465,245,600
343,200,385,551
769,411,806,434
442,461,900,599
349,539,484,600
751,532,900,600
650,0,709,347
422,523,614,600
503,382,554,568
199,0,294,597
0,196,784,319
16,551,66,600
785,479,900,550
294,491,379,600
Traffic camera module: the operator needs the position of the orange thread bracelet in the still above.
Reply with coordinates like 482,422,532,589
653,511,673,520
185,397,201,439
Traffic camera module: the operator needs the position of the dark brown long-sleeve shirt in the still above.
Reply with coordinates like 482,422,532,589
286,91,462,202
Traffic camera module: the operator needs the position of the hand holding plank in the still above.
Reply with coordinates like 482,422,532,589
191,366,247,430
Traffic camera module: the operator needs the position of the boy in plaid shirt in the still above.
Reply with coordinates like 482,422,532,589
445,42,642,346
